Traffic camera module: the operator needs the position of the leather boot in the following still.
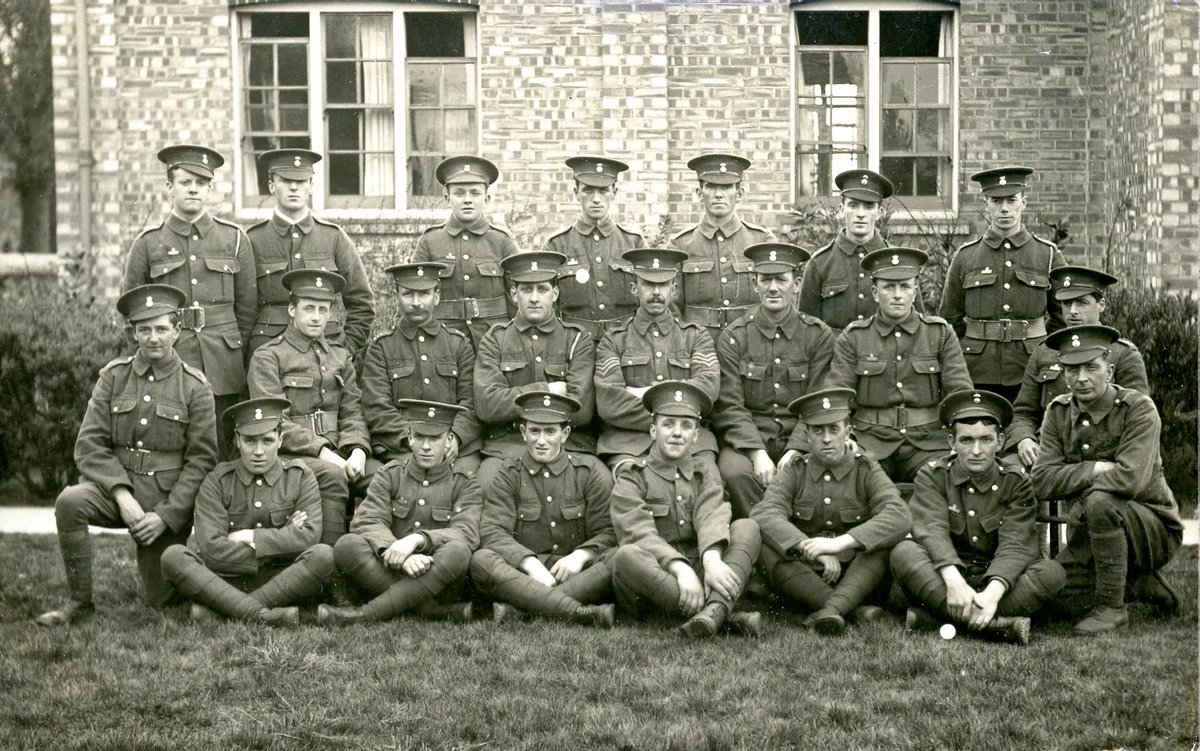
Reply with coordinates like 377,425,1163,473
415,601,473,622
164,549,262,621
318,603,366,626
492,602,527,624
979,616,1032,645
679,602,728,639
804,607,846,636
252,547,334,608
573,603,616,629
58,530,94,605
1072,605,1129,636
35,600,95,628
904,607,941,632
480,563,587,621
257,606,301,627
1126,571,1179,617
725,610,762,638
850,605,886,625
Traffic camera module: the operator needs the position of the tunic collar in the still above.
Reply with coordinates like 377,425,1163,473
131,349,182,379
270,208,314,235
404,455,453,483
750,305,799,340
520,450,571,476
833,230,885,256
948,457,1000,494
283,324,328,353
982,225,1031,249
1070,385,1119,424
870,308,921,336
806,448,858,481
514,315,562,334
398,317,443,340
444,214,491,237
697,213,743,240
235,459,284,486
632,307,677,336
646,445,695,481
572,214,616,237
165,210,213,237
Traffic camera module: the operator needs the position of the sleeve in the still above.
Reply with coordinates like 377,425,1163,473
692,465,732,556
412,232,433,263
73,368,134,496
711,328,762,451
478,465,534,566
797,257,823,320
474,328,547,424
254,466,322,560
983,472,1039,588
609,467,686,567
348,467,400,552
156,379,218,533
1090,396,1162,497
426,473,483,552
1007,355,1046,450
232,228,258,340
687,328,721,402
247,348,330,457
334,353,371,454
578,458,616,554
824,328,859,391
939,249,966,338
334,229,376,355
361,339,406,458
594,332,650,430
121,233,151,292
847,459,911,552
1044,247,1067,335
194,473,257,577
1114,347,1150,396
1030,405,1094,499
937,325,974,394
565,329,596,427
749,460,806,554
452,336,483,448
908,466,963,571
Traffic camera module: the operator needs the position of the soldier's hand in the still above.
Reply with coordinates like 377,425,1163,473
319,446,346,468
967,592,1000,630
345,448,368,481
945,579,976,623
777,450,801,470
702,557,740,602
549,550,590,583
750,450,775,487
228,529,255,546
130,512,166,546
546,381,569,396
797,536,839,560
1092,461,1118,478
383,537,418,569
625,385,650,399
113,488,145,529
289,510,308,529
521,556,558,588
816,554,841,584
401,554,434,577
1017,438,1040,468
672,565,705,617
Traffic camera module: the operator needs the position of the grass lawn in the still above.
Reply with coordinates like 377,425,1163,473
1,534,1196,751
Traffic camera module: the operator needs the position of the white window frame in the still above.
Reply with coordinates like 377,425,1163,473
789,1,959,219
230,3,482,221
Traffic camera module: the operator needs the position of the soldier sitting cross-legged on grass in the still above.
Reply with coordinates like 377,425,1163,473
160,397,335,627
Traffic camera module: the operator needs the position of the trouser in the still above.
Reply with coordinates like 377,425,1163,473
875,444,943,485
610,519,760,620
333,534,471,621
1055,492,1180,611
161,544,335,620
889,539,1066,619
288,456,350,546
718,441,791,520
469,548,615,617
758,543,890,616
53,482,190,608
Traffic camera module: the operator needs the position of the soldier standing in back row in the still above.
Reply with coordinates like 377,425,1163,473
543,156,645,340
246,149,375,357
412,155,519,346
122,145,255,460
940,166,1066,402
670,153,775,339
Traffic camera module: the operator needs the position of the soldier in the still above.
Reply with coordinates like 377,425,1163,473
160,397,335,626
412,155,519,345
1031,325,1183,635
940,166,1066,402
247,269,372,551
595,248,720,471
670,153,775,338
36,285,218,626
470,392,617,627
246,149,375,357
543,156,645,339
890,390,1066,645
751,388,910,635
320,400,480,625
1008,266,1149,469
610,382,763,638
798,169,925,330
826,247,973,482
474,251,595,486
121,145,255,460
360,262,482,473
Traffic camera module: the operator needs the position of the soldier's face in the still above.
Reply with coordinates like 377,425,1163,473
520,421,570,464
575,183,616,221
288,297,331,340
410,428,452,469
511,281,559,325
1061,293,1106,327
236,428,281,475
872,277,918,322
631,277,676,316
268,175,313,214
754,271,798,313
132,314,181,363
696,181,743,219
839,198,883,241
398,287,439,325
445,183,489,224
983,194,1026,232
651,415,698,461
950,420,1003,477
808,419,850,466
1063,356,1114,405
166,170,212,218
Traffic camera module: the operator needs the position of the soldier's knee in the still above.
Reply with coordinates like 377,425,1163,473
610,544,651,575
302,543,337,578
158,544,192,578
435,539,472,574
1083,492,1123,530
889,539,926,574
333,533,370,571
729,517,761,548
468,549,500,584
54,486,93,528
1027,558,1067,595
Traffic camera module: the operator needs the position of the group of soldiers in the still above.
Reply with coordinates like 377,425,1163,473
34,146,1183,644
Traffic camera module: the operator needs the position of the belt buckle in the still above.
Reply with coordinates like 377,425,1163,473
182,305,206,331
125,447,150,474
895,406,908,429
997,318,1013,343
309,410,326,434
465,298,479,320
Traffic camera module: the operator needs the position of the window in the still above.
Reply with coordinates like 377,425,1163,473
793,3,956,210
236,7,478,212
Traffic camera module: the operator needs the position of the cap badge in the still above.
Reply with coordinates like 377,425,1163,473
1070,335,1081,348
1063,277,1071,287
651,258,660,269
972,394,981,404
595,164,604,173
998,175,1007,185
293,156,302,167
768,250,777,261
315,278,323,288
860,175,869,185
719,163,727,172
427,407,437,418
543,396,552,407
821,397,831,410
530,261,539,271
201,153,208,165
891,254,900,265
145,296,154,308
416,267,425,276
254,408,263,420
463,164,472,173
674,391,683,402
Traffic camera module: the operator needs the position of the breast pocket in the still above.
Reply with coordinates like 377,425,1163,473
963,271,998,291
435,361,460,388
476,261,504,295
839,505,867,525
543,361,567,383
148,250,187,281
1034,367,1062,384
620,353,652,384
787,363,810,387
821,281,849,299
431,504,452,523
516,500,542,523
667,356,692,380
647,502,671,518
392,496,414,520
910,356,942,377
856,359,887,377
202,256,239,302
282,373,315,404
303,253,336,273
1014,269,1049,290
948,507,966,535
499,359,529,385
791,495,817,522
110,398,138,440
153,399,190,447
681,261,715,297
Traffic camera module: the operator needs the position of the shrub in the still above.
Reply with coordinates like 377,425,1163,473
0,276,126,497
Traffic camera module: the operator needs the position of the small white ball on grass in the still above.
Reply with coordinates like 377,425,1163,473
939,623,957,640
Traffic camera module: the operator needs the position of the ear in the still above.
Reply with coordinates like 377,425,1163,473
550,285,560,302
734,184,746,200
1096,296,1107,314
561,425,572,441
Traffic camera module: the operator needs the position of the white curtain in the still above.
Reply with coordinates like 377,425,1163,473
359,16,394,198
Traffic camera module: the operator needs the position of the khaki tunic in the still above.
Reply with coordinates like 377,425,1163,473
544,215,644,335
350,456,482,553
670,214,774,329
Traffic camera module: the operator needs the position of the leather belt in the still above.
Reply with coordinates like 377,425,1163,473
179,303,236,331
964,317,1046,342
853,405,939,429
291,410,333,435
683,304,750,328
436,296,506,321
257,304,293,326
116,447,184,475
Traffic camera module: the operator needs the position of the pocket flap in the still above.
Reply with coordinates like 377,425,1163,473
388,363,416,379
948,509,966,534
1034,367,1062,384
732,261,753,273
1014,269,1049,289
517,503,542,522
269,508,292,526
204,257,239,274
284,374,315,389
435,361,459,377
856,359,887,376
499,360,527,374
839,506,866,523
787,364,810,382
960,338,988,356
821,282,849,298
648,503,671,518
155,401,190,424
791,501,815,521
621,354,651,367
259,260,290,278
964,271,998,289
543,363,567,379
110,398,137,414
431,506,452,522
437,264,455,278
150,258,187,277
742,363,766,380
303,254,335,272
476,261,503,277
682,261,714,273
222,330,243,349
560,504,585,521
392,497,413,518
910,357,942,374
667,357,690,370
979,512,1003,533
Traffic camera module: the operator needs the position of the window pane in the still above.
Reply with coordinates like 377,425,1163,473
248,13,308,39
410,110,443,152
444,110,474,153
406,13,466,58
248,104,275,132
409,156,441,197
880,12,948,58
278,44,308,86
326,61,359,104
280,89,308,106
799,52,831,91
247,45,274,87
914,157,944,196
882,63,913,105
328,109,362,151
831,51,864,89
881,157,914,196
363,153,395,198
325,15,357,59
916,61,950,105
281,106,308,132
883,109,913,151
328,153,360,195
916,109,947,152
795,11,867,46
362,62,392,106
409,64,440,106
443,63,474,106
